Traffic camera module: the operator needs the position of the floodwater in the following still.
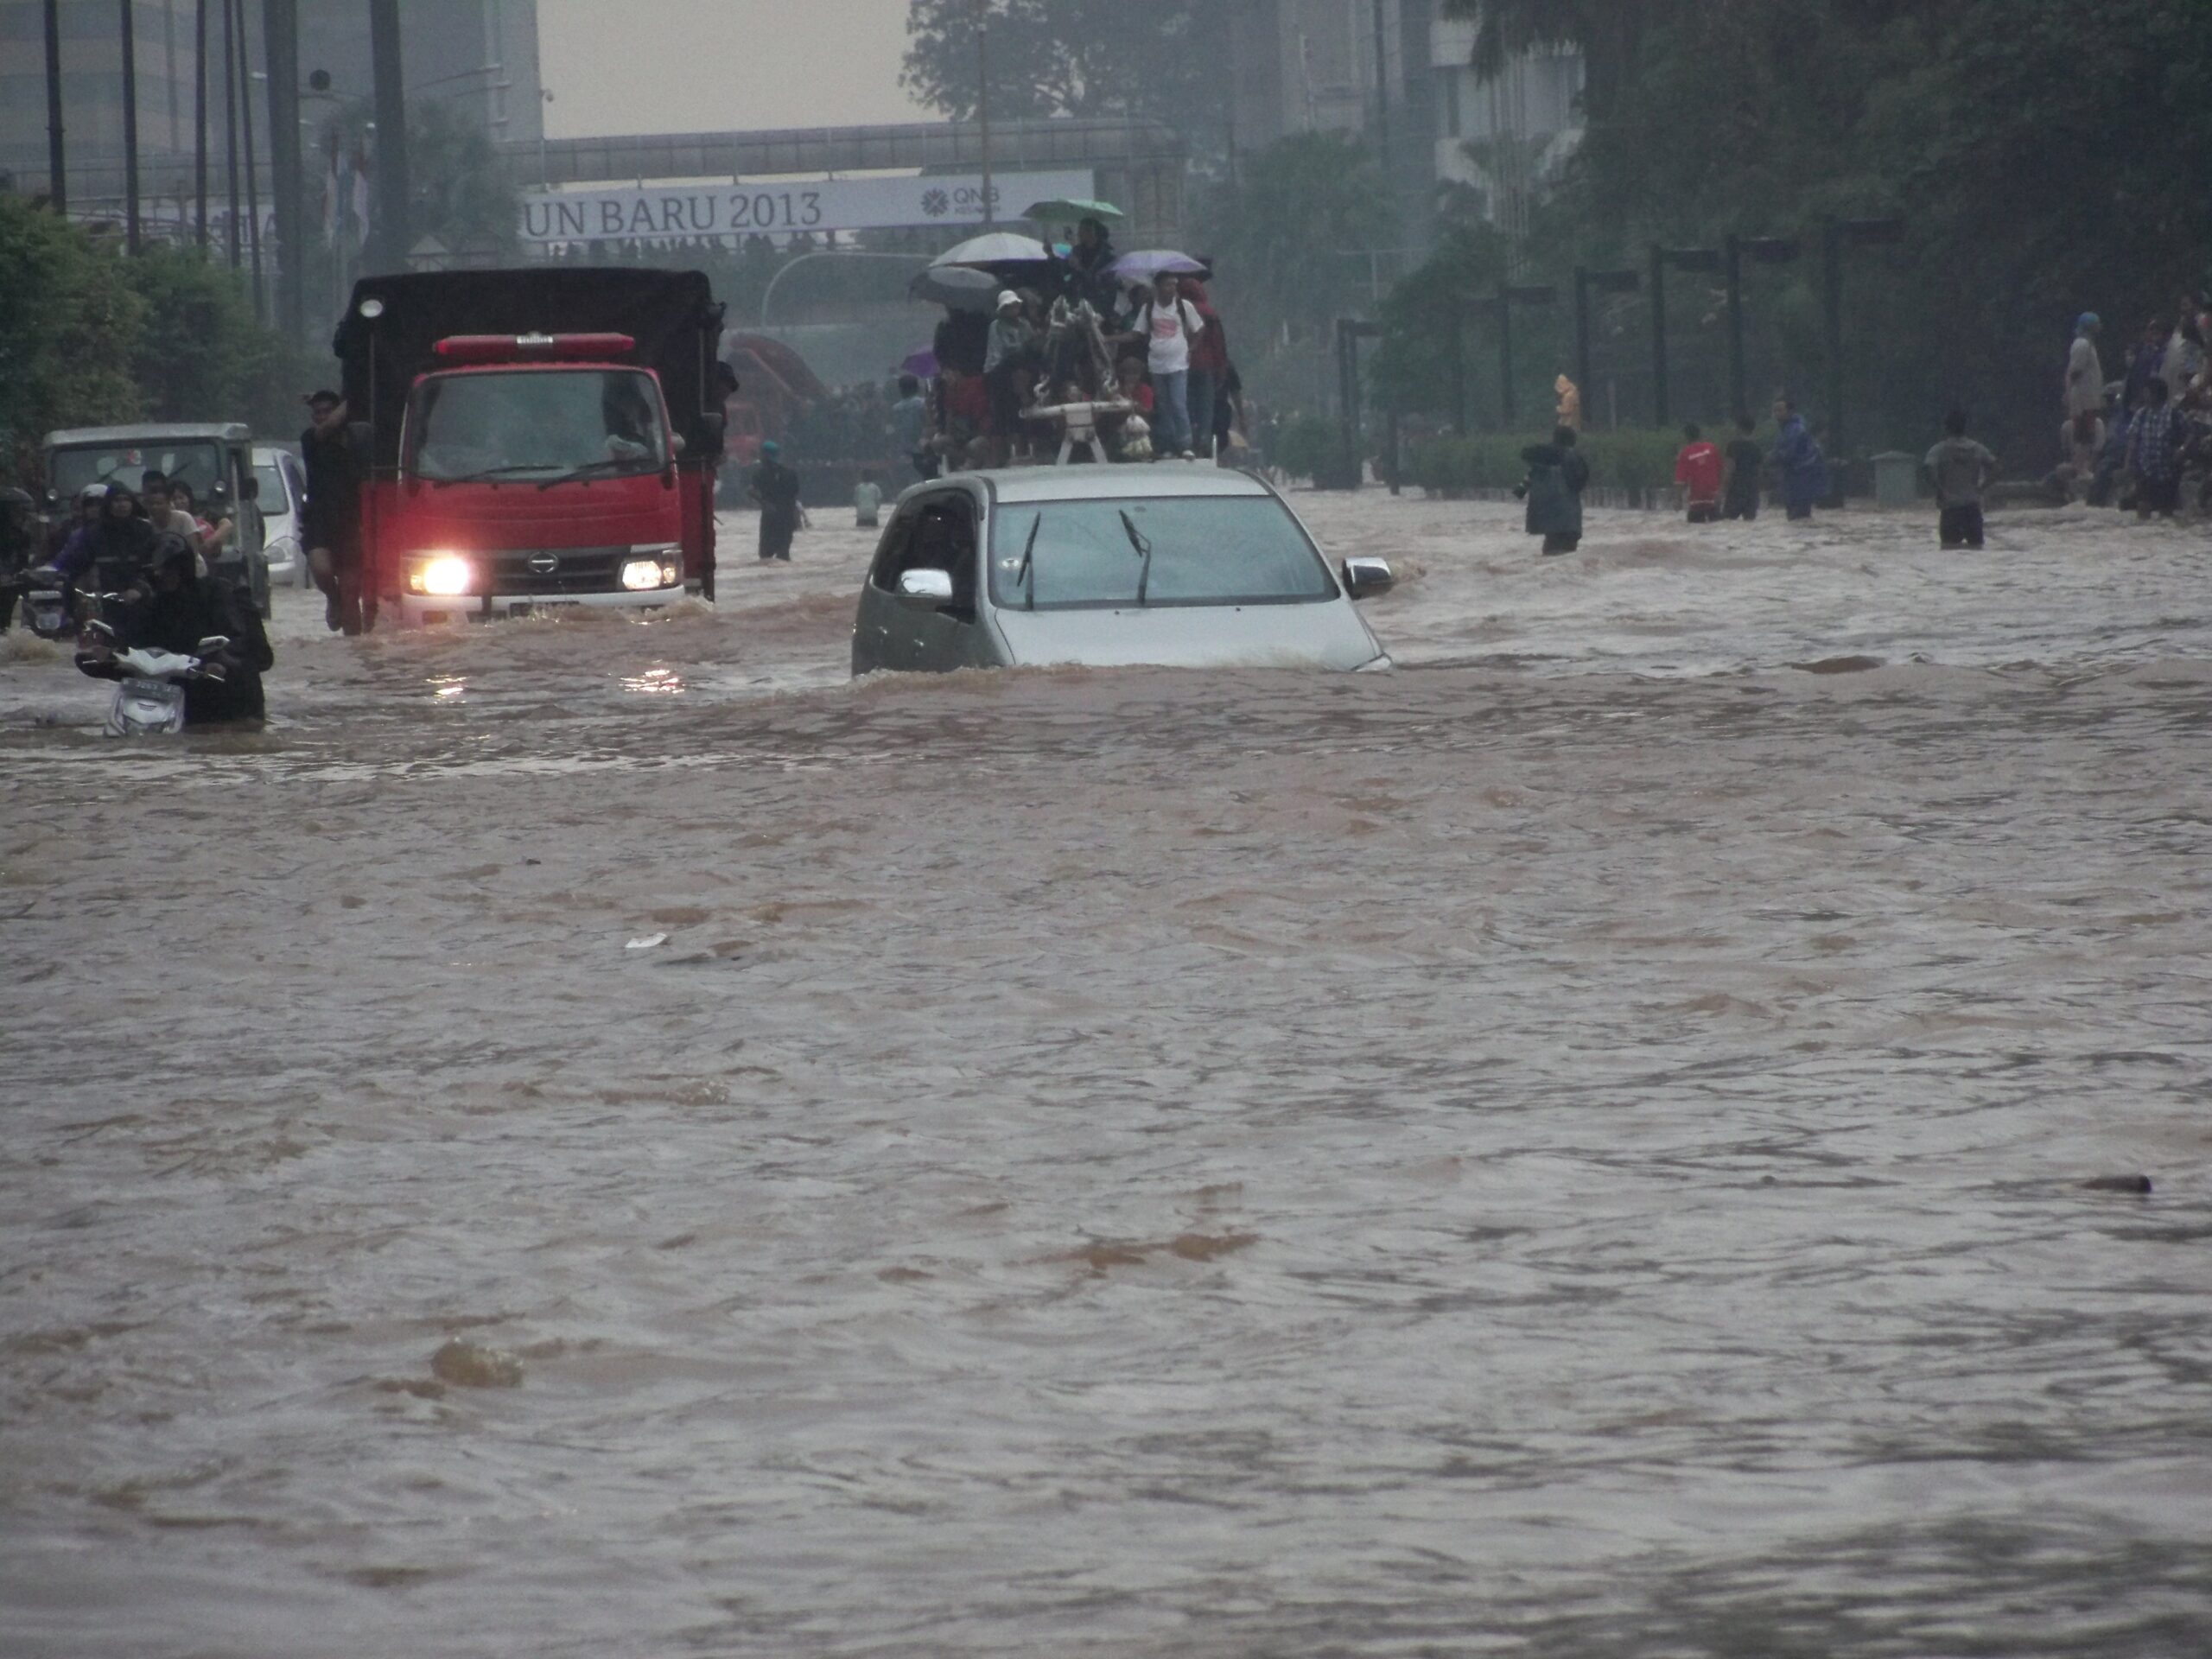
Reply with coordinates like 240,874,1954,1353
3,492,2209,1658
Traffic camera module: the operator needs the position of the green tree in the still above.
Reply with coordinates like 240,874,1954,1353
407,99,520,261
1370,219,1511,420
902,0,1231,157
0,197,145,482
122,246,313,431
1198,132,1395,342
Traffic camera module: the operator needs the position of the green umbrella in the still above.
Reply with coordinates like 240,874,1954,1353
1023,197,1126,226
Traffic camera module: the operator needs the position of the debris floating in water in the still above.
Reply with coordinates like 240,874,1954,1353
2079,1174,2152,1195
625,932,669,952
429,1338,524,1389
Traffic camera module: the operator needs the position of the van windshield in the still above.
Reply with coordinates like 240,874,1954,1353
408,369,668,483
49,442,223,501
988,494,1338,610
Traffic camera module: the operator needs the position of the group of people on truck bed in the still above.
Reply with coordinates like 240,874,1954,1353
912,219,1244,474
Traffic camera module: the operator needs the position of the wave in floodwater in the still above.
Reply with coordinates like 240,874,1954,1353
2,498,2209,1659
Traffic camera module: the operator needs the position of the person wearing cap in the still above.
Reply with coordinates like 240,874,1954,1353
56,483,163,595
78,532,273,724
983,289,1039,465
2066,313,2104,420
300,389,366,634
747,439,804,563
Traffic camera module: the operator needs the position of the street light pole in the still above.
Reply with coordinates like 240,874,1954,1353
1649,243,1668,426
194,0,207,247
264,0,303,341
368,0,411,273
221,0,239,268
234,0,264,314
121,0,143,251
43,0,66,213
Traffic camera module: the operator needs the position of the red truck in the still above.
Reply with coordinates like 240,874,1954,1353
335,268,727,626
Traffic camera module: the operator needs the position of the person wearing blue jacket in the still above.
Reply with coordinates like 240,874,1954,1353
1770,396,1827,520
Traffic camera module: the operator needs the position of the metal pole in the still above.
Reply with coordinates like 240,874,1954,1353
1447,308,1466,436
194,0,208,248
1573,266,1592,410
221,0,239,267
42,0,66,213
1338,321,1358,486
1725,233,1746,421
1823,219,1845,461
1649,243,1668,428
1370,0,1391,181
121,0,143,251
1497,283,1516,428
264,0,303,340
236,0,264,314
369,0,411,272
976,14,993,228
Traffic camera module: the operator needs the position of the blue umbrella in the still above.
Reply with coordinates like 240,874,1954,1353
1109,249,1209,282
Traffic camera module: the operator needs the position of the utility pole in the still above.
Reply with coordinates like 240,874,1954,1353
976,3,993,228
121,0,143,251
234,0,264,315
42,0,67,213
1648,244,1668,426
264,0,303,340
194,0,208,247
221,0,239,267
369,0,411,273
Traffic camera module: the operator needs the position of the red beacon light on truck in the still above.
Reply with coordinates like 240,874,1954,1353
430,332,637,365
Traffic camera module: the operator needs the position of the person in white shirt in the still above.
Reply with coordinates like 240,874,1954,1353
1118,273,1205,458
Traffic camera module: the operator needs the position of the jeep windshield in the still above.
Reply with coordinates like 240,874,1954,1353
407,369,668,484
988,494,1338,610
49,442,224,501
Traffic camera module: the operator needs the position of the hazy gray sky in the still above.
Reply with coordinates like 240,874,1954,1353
538,0,936,137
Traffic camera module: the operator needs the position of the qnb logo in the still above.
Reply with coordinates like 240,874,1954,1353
921,188,951,219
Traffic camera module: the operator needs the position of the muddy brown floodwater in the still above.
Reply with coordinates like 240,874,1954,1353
3,492,2209,1657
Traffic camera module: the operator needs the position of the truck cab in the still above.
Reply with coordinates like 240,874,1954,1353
337,270,727,627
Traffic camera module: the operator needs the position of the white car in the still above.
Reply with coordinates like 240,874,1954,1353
851,465,1395,676
251,446,309,588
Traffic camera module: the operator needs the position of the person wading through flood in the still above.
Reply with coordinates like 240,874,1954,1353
749,440,804,562
1923,409,1998,549
300,390,365,635
1675,423,1723,523
1518,426,1590,556
1770,396,1827,521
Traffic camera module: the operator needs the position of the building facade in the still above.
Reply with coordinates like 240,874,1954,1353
1,0,541,207
1224,0,1583,245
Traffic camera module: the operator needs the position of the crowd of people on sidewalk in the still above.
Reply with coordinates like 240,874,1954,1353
2056,301,2212,518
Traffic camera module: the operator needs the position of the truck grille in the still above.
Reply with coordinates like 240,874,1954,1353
483,546,629,595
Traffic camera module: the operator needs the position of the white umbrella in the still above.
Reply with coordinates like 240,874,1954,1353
931,232,1053,270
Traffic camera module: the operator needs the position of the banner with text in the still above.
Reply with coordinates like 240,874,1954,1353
520,170,1096,245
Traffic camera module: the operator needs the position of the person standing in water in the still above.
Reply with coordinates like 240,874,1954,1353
1674,423,1723,523
1923,409,1998,549
749,440,804,563
1518,426,1590,555
1722,416,1764,520
1770,397,1827,521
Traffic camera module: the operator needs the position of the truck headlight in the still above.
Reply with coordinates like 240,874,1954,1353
621,559,667,591
413,555,473,596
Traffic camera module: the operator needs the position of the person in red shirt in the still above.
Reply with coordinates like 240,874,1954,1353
1180,276,1230,460
1674,423,1724,523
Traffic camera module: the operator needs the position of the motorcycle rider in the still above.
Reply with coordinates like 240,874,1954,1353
0,486,38,631
76,533,273,724
54,482,163,602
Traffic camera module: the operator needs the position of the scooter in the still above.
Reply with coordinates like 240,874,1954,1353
75,620,232,736
19,566,75,640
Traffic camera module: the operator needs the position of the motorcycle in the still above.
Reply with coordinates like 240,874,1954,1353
20,566,76,640
76,620,232,736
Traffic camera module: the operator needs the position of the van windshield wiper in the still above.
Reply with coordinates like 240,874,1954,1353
1015,512,1042,610
1118,509,1154,607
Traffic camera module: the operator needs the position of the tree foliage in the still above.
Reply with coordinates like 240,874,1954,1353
901,0,1231,156
0,196,145,480
1422,0,2212,460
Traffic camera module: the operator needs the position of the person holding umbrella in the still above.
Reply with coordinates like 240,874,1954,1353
1062,217,1120,314
1116,272,1207,460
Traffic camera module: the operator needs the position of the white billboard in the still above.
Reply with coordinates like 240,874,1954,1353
520,170,1096,245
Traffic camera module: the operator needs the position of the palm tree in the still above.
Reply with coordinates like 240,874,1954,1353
1440,0,1665,122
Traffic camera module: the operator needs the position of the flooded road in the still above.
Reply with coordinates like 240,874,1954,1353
3,493,2209,1656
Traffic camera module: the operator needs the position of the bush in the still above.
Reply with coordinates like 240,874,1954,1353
1408,426,1708,499
1272,412,1345,485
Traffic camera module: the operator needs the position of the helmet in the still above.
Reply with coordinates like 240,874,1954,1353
78,483,112,507
152,531,197,571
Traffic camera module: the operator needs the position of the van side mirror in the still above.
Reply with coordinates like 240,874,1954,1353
1341,557,1395,601
895,568,954,607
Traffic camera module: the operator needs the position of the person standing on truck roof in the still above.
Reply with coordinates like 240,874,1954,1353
749,440,803,563
300,389,366,636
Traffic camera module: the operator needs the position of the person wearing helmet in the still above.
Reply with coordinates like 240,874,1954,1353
747,438,804,563
78,532,273,724
0,486,38,632
54,483,162,597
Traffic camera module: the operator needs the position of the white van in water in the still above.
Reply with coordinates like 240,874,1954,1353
252,446,308,589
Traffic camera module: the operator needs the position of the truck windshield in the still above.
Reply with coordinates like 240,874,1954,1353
408,369,668,483
50,442,224,501
988,494,1338,610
